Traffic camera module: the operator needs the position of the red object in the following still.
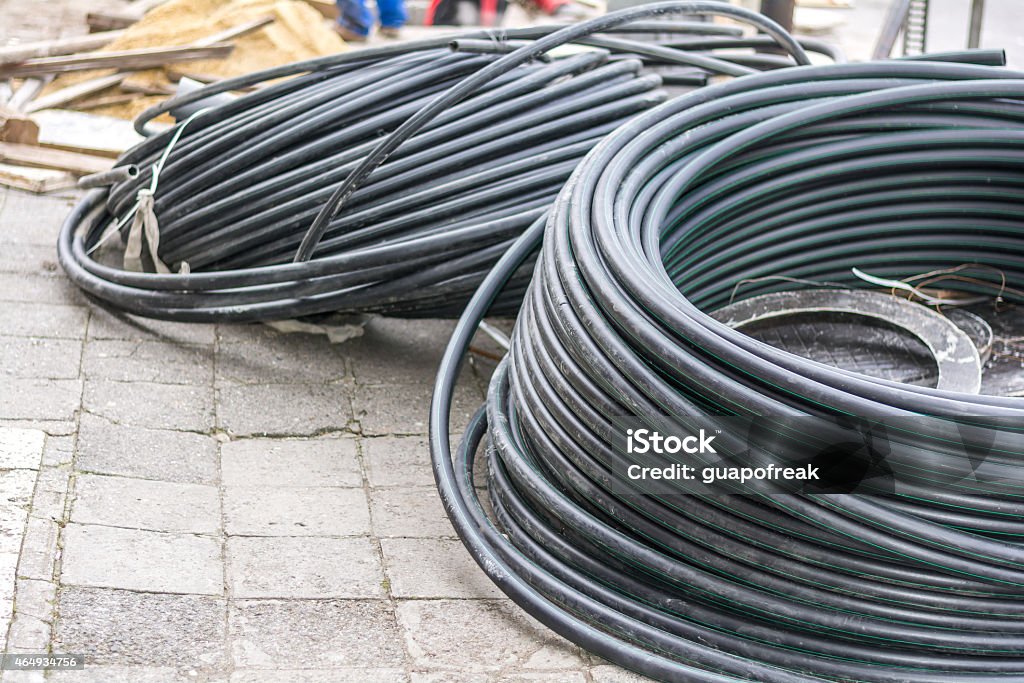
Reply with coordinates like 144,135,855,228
480,0,497,25
535,0,568,13
423,0,440,24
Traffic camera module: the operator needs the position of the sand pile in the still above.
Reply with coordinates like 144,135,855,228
45,0,347,120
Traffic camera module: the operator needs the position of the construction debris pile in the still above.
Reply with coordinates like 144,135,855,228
0,0,345,192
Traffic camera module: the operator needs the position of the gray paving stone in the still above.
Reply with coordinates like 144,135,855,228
354,383,478,436
27,465,69,522
221,437,361,488
87,307,216,345
230,599,404,669
382,539,500,599
0,337,80,379
217,336,347,385
0,243,62,276
72,474,220,534
223,487,369,537
40,433,74,467
61,523,223,595
0,427,44,470
227,536,384,599
217,383,353,437
15,517,59,582
0,669,43,683
48,668,183,682
362,437,433,488
83,340,214,385
54,587,226,668
588,665,649,682
0,551,29,604
12,577,55,623
0,418,77,437
370,488,454,538
411,673,586,683
0,273,84,306
396,600,584,672
83,380,214,432
231,670,407,683
0,190,76,246
75,413,218,485
344,318,456,385
0,302,88,339
5,612,50,650
0,379,81,422
217,323,288,345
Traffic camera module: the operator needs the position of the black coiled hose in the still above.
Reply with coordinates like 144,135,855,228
430,59,1024,682
57,3,824,321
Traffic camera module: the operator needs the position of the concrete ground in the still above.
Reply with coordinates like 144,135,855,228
0,1,1021,682
0,183,606,682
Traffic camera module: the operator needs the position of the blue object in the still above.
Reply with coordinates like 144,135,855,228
336,0,406,36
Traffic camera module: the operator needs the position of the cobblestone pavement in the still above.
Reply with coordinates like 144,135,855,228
1,1,1021,681
0,185,639,682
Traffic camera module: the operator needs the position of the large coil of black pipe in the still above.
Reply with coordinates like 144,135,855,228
431,58,1024,681
57,3,826,322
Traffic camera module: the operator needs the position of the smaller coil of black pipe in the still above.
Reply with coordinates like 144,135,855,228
431,57,1024,682
57,3,828,322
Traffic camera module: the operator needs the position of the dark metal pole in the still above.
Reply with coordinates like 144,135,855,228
760,0,795,33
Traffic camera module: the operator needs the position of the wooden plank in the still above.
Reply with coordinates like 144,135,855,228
7,77,49,111
120,80,174,96
0,43,234,79
191,16,276,47
23,74,126,114
0,30,126,66
0,106,39,145
33,109,152,158
86,11,137,33
71,94,140,111
0,163,76,193
0,142,113,175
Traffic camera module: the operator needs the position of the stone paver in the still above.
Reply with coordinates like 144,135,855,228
7,2,1019,677
0,337,81,379
0,302,88,339
87,306,217,345
75,413,219,485
354,383,478,436
217,382,353,437
231,670,407,682
396,600,585,672
61,524,223,595
0,429,44,654
228,536,385,599
221,436,361,488
71,474,220,534
370,488,455,538
54,587,227,668
223,486,370,537
82,339,214,385
216,336,348,385
382,539,502,599
83,379,215,432
362,436,435,488
229,600,405,669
